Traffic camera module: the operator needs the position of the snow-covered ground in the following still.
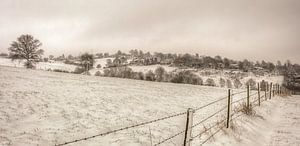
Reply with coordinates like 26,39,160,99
0,65,298,146
0,58,77,72
206,95,300,146
0,66,242,146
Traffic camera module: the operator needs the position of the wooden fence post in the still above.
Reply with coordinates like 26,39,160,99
184,108,193,146
265,83,267,101
258,83,260,106
272,84,275,97
269,83,272,100
279,86,281,95
227,89,231,128
276,84,278,95
247,85,250,108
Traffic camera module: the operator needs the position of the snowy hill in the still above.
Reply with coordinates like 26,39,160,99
0,66,249,146
0,57,284,90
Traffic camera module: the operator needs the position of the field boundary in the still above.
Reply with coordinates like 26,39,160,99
55,83,292,146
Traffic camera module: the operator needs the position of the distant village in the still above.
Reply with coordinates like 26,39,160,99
0,49,297,75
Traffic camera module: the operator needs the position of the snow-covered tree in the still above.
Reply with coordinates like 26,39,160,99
8,34,43,68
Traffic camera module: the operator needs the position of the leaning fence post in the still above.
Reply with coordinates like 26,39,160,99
226,89,231,128
258,83,260,106
269,82,272,99
184,108,193,146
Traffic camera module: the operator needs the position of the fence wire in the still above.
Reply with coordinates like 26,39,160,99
194,96,227,112
55,111,187,146
199,113,243,145
231,90,247,96
153,130,185,146
56,86,284,146
192,105,227,129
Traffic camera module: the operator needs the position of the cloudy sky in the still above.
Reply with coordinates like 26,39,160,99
0,0,299,63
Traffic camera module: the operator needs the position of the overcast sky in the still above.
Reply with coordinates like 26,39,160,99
0,0,299,63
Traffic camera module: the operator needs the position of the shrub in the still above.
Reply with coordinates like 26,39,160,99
219,78,226,87
103,68,112,76
133,72,144,80
155,66,166,82
233,79,242,88
236,102,256,116
73,67,85,74
206,78,216,86
145,70,156,81
170,72,184,83
162,72,172,82
80,53,95,71
190,76,203,85
102,66,134,78
170,70,203,85
96,64,102,68
95,71,101,76
118,66,133,78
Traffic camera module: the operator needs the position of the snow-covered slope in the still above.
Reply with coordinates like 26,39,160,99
206,95,300,146
0,66,245,146
0,57,283,89
0,58,77,72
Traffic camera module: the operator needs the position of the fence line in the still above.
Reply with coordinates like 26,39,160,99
55,83,291,146
55,111,187,146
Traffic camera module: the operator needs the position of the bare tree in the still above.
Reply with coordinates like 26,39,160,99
8,34,43,68
155,66,166,82
80,53,95,74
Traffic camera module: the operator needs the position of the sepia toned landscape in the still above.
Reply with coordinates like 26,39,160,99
0,0,300,146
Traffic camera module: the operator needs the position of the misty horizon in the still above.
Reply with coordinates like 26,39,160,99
1,0,300,64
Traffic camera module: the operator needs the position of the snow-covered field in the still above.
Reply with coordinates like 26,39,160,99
0,65,297,146
0,58,77,72
0,65,243,146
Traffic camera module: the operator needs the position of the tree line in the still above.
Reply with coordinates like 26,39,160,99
3,34,300,77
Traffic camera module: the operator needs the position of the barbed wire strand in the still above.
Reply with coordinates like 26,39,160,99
249,92,258,97
56,89,275,146
231,90,247,96
153,130,185,146
55,111,187,146
192,105,227,128
191,118,227,139
194,96,227,112
155,105,226,145
200,113,243,145
231,96,247,105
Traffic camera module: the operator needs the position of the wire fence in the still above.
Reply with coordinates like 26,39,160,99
55,83,292,146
